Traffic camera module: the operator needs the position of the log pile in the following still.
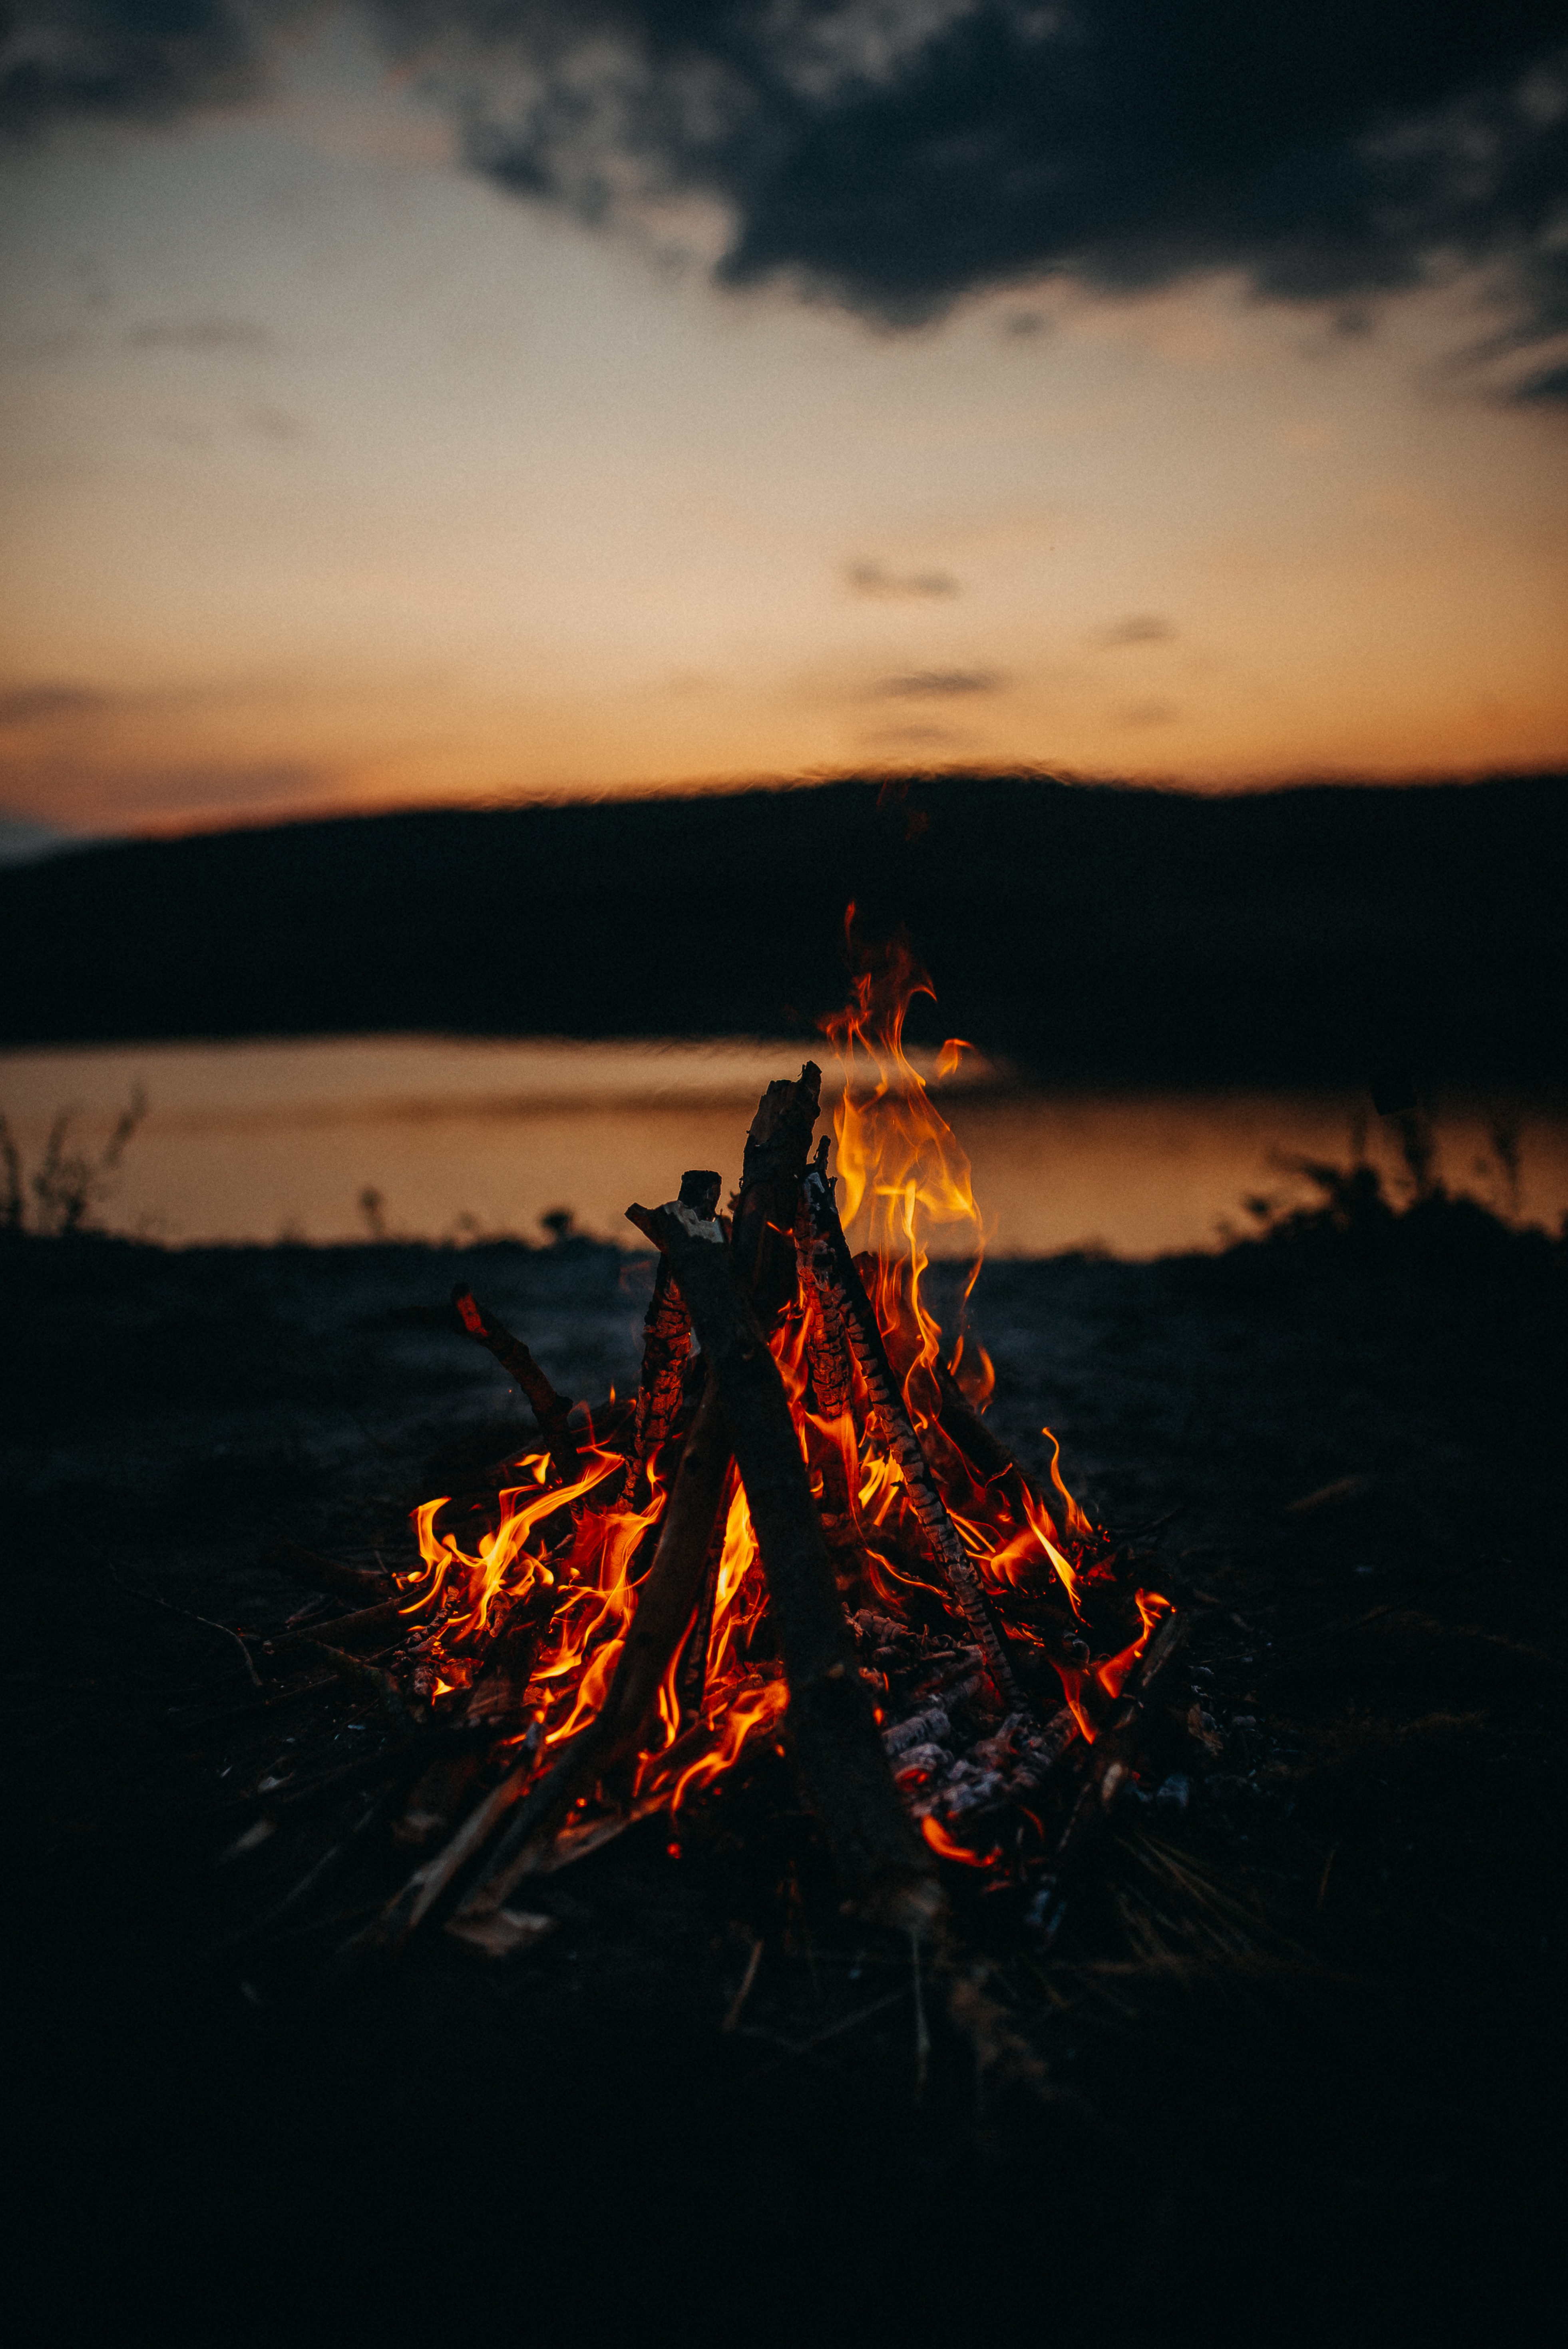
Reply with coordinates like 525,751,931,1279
207,1032,1188,2031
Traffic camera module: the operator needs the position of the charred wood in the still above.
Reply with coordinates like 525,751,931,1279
450,1286,581,1483
298,1638,415,1727
339,1718,547,1964
634,1259,692,1465
450,1370,734,1921
1037,1609,1190,1913
795,1145,856,1424
798,1167,1027,1713
394,1625,541,1845
730,1063,822,1324
638,1203,942,1935
266,1581,434,1654
262,1540,391,1605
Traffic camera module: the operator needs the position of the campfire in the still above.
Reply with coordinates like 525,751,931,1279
261,929,1184,1991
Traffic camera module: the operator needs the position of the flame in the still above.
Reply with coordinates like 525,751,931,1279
922,1814,998,1867
399,916,1166,1870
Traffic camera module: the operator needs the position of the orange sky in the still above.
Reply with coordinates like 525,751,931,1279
2,14,1565,838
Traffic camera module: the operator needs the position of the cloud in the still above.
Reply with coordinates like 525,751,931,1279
0,683,116,725
876,669,1004,697
0,0,270,135
1094,615,1174,648
127,317,275,352
6,5,1566,394
862,723,963,748
846,559,959,599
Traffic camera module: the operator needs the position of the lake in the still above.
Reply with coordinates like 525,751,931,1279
1,1034,1562,1256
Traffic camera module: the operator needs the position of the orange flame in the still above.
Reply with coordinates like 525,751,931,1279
399,916,1166,1869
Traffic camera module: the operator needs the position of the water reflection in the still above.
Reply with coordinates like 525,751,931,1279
1,1034,1561,1256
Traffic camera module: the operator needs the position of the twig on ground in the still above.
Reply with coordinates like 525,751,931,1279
105,1563,264,1691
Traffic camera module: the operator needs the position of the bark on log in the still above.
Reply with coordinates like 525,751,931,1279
730,1063,822,1324
798,1165,1028,1714
638,1205,942,1935
632,1173,723,1469
450,1286,581,1483
633,1256,692,1464
795,1147,856,1423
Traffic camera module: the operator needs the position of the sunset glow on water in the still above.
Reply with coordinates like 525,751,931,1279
2,1035,1560,1256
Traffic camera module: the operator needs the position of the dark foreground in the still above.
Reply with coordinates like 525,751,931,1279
4,1212,1563,2345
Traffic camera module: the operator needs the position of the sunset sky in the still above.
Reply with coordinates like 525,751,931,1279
2,3,1566,840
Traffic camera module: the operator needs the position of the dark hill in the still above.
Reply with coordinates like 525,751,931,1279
2,772,1564,1089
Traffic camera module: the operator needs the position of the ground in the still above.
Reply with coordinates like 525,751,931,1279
4,1214,1562,2345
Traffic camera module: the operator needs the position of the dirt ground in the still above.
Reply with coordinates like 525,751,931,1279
4,1213,1562,2345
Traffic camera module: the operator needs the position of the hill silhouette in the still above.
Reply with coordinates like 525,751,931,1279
2,772,1564,1089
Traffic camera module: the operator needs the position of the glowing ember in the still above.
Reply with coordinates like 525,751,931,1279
398,917,1169,1871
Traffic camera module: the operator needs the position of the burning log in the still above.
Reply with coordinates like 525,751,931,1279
394,1623,541,1846
676,1465,734,1722
285,938,1181,2000
631,1170,722,1471
633,1201,942,1934
795,1161,856,1425
1028,1607,1189,1940
450,1285,581,1484
798,1157,1028,1714
267,1584,433,1654
730,1062,823,1321
447,1368,735,1921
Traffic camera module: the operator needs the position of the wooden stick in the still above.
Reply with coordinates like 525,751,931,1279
730,1063,822,1324
633,1256,692,1466
106,1562,264,1692
394,1626,541,1845
931,1362,1015,1485
298,1638,414,1726
450,1286,581,1483
337,1723,545,1964
266,1581,434,1654
262,1539,391,1605
1035,1608,1190,1912
637,1205,942,1935
450,1370,734,1921
677,1461,735,1721
797,1167,1028,1713
794,1146,856,1423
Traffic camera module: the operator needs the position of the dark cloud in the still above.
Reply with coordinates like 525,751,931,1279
877,669,1004,697
127,316,275,351
1094,614,1173,647
0,1,271,135
846,560,960,599
6,5,1566,393
0,683,115,724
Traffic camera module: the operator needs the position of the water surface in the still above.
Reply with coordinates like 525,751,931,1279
2,1035,1561,1256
